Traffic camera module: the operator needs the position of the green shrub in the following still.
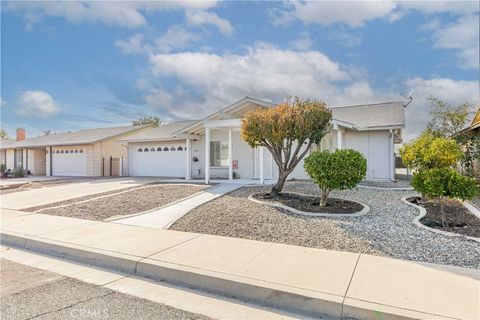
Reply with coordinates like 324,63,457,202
12,167,25,178
412,168,479,227
399,131,463,171
0,163,6,173
304,149,367,206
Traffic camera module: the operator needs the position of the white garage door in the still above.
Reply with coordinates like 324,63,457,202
132,143,186,177
52,147,86,176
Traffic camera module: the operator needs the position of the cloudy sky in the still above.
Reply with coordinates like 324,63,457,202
1,1,479,141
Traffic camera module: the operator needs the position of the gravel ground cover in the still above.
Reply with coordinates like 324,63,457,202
358,180,412,189
171,182,480,268
1,258,210,320
37,184,209,221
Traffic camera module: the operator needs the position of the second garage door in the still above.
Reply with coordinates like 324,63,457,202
52,147,86,176
131,143,186,177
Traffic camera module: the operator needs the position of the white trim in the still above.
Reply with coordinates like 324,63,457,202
186,138,192,180
203,119,241,128
389,129,395,181
205,127,210,184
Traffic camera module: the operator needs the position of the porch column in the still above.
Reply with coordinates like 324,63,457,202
337,128,343,150
205,127,210,184
259,146,264,185
186,138,192,180
389,129,395,181
228,127,233,180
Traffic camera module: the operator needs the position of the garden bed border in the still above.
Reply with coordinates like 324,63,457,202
248,192,370,217
401,196,480,243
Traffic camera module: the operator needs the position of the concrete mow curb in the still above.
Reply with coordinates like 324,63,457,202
463,201,480,220
401,197,480,243
0,232,341,318
357,185,414,191
248,193,370,217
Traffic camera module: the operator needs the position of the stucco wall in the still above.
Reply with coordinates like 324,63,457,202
6,149,14,171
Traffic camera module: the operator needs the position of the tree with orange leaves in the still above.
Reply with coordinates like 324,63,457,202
241,97,332,197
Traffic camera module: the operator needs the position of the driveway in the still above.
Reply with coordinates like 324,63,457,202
0,177,160,210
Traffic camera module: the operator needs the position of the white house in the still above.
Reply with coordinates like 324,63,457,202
121,97,406,183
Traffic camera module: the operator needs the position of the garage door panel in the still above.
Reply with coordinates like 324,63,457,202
52,147,86,176
132,143,186,177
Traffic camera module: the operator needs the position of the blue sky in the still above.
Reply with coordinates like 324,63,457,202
1,1,479,140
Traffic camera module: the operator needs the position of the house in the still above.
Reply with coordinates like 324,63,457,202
0,126,150,176
121,97,406,183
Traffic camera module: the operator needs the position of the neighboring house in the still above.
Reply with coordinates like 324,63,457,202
0,126,150,176
0,138,16,168
121,97,406,182
463,108,480,137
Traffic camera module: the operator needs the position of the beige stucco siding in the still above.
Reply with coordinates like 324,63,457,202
6,149,14,171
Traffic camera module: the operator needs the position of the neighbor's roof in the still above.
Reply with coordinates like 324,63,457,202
120,120,198,142
0,138,16,149
6,125,147,149
471,108,480,129
331,101,405,130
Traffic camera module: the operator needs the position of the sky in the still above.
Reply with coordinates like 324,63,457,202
1,1,479,141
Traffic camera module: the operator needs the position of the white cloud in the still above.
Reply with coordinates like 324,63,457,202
6,1,220,29
288,31,313,51
329,28,362,47
155,26,201,53
0,97,6,108
115,33,151,54
403,77,480,141
430,14,479,69
17,90,60,117
186,10,233,35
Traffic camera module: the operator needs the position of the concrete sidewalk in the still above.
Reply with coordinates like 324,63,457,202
114,184,243,229
1,209,479,319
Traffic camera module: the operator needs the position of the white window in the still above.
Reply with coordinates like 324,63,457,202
210,141,228,167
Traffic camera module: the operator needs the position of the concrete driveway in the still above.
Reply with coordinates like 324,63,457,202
0,177,159,210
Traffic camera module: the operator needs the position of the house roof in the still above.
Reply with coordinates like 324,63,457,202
0,138,16,149
331,101,405,130
471,108,480,129
120,120,198,142
4,125,147,149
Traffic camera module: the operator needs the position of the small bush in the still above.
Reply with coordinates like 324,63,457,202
0,164,6,173
304,149,367,206
412,168,479,227
12,167,25,178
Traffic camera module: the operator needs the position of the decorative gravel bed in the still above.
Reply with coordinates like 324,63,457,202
36,184,209,221
358,180,412,189
252,192,364,214
407,197,480,238
171,182,480,268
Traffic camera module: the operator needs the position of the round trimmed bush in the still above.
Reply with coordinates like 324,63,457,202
304,149,367,206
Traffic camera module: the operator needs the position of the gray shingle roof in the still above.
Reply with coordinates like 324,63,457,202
120,120,198,142
331,101,405,129
7,125,146,148
0,138,16,149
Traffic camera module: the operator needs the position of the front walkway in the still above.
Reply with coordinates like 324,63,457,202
1,210,478,319
114,183,243,229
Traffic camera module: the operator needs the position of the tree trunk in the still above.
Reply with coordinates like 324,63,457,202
319,189,330,207
271,171,289,197
439,198,447,228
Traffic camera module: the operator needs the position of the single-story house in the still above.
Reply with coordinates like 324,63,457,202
121,97,406,183
0,126,150,176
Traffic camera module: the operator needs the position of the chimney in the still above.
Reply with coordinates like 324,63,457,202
16,128,26,141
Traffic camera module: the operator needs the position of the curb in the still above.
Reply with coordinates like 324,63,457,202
357,185,414,191
248,193,370,217
463,201,480,220
0,232,341,319
401,197,480,243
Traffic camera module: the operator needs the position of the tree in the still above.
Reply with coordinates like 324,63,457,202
133,116,162,127
426,96,470,138
304,149,367,206
412,168,478,227
0,129,8,138
242,97,332,196
399,131,463,171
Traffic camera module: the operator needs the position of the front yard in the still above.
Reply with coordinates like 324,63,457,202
170,182,480,269
28,183,209,221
